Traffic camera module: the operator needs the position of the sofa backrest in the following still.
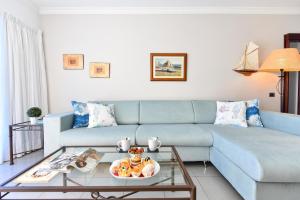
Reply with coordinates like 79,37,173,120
261,111,300,136
192,100,217,124
139,100,195,124
97,100,140,125
93,100,217,124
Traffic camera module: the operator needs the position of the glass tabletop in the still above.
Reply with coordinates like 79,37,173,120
2,146,192,190
10,120,43,127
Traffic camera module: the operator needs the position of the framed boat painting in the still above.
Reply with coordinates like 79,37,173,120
150,53,187,81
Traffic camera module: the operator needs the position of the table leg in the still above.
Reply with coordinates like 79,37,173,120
171,164,175,185
9,126,14,165
40,127,44,149
191,186,196,200
171,151,175,186
62,148,67,192
63,173,67,187
63,173,67,193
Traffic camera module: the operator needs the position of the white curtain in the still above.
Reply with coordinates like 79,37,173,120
0,15,10,163
0,13,48,164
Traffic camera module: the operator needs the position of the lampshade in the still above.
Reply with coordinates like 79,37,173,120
260,48,300,72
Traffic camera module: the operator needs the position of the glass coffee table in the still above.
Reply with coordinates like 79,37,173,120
0,146,196,200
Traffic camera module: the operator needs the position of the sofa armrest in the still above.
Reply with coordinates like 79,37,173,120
44,112,73,156
260,111,300,136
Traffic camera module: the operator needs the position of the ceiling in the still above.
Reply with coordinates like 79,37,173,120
30,0,300,7
28,0,300,14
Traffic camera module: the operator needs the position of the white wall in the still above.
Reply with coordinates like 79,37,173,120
0,0,40,28
41,14,300,113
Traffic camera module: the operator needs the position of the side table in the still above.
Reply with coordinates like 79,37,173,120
9,120,44,165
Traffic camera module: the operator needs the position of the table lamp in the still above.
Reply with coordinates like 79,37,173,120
260,48,300,112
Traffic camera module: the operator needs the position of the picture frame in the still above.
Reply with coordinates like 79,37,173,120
89,62,110,78
63,54,84,70
150,53,187,81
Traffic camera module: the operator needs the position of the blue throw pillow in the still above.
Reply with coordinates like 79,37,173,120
71,101,89,128
246,99,263,127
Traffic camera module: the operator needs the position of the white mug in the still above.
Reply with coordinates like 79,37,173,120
148,137,161,151
117,137,131,152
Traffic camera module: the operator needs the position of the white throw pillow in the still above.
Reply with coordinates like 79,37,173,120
214,101,248,127
87,103,117,128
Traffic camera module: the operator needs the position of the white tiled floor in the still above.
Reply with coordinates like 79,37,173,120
0,151,243,200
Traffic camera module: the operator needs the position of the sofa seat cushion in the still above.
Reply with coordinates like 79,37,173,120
211,125,300,182
136,124,213,147
60,125,138,146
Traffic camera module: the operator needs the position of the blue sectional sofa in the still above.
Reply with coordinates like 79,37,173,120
44,100,300,200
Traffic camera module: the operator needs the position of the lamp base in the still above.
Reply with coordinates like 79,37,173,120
279,69,285,113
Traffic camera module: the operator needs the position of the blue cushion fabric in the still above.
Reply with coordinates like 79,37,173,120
139,100,194,124
246,99,263,127
135,124,213,146
210,125,300,182
210,147,257,200
96,101,140,125
71,101,89,128
192,100,217,123
261,111,300,136
60,125,138,146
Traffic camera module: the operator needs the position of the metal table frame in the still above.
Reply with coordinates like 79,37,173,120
0,146,196,200
9,121,44,165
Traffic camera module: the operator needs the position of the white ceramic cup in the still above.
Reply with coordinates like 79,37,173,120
117,137,131,152
148,137,161,151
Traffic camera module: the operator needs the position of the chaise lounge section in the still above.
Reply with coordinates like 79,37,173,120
44,100,300,200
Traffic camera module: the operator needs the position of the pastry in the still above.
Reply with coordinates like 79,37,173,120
142,163,155,177
118,166,131,177
112,166,119,174
131,165,142,177
111,156,156,178
128,147,144,154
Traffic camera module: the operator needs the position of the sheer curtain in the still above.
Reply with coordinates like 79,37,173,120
0,13,48,164
0,14,10,163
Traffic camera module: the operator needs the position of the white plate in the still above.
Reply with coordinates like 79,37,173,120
109,159,160,180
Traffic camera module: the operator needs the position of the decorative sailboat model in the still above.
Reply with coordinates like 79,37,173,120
233,41,259,76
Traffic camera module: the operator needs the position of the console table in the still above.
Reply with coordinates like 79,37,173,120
9,120,44,165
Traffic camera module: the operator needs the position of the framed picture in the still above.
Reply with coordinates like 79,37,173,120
89,62,110,78
63,54,84,70
150,53,187,81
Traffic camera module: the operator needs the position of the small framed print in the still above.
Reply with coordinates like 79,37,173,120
63,54,84,70
150,53,187,81
89,62,110,78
